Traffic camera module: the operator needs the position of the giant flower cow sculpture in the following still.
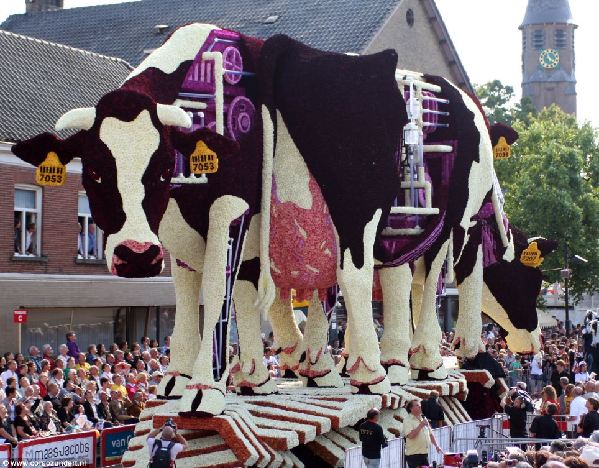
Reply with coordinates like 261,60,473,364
12,23,555,416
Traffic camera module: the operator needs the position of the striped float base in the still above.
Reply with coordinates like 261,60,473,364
122,371,471,467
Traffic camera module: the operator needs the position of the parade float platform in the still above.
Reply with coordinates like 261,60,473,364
121,370,482,468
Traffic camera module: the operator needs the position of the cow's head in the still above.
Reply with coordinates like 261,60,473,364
483,229,558,353
12,89,237,278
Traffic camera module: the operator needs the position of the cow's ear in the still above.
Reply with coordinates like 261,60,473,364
172,129,240,160
490,122,519,147
12,132,78,167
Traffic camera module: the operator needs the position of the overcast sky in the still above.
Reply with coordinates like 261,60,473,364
0,0,597,126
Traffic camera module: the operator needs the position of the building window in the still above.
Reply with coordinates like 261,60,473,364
522,31,527,50
406,8,414,27
555,29,567,49
78,193,103,260
532,29,545,49
14,187,41,257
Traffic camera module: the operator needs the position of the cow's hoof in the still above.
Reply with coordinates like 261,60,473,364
385,363,410,386
298,348,343,388
157,372,191,400
452,336,483,359
235,376,279,396
411,364,448,381
179,385,225,417
276,342,303,375
351,375,391,395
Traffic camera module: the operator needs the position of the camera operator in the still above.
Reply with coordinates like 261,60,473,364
147,419,188,468
503,388,533,439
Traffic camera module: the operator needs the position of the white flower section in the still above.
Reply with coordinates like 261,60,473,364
128,23,219,80
269,292,303,372
100,110,162,270
274,111,313,209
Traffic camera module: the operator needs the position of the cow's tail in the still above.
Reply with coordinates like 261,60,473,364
491,184,509,248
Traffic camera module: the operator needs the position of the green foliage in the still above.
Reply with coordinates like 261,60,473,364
475,80,537,126
495,105,599,300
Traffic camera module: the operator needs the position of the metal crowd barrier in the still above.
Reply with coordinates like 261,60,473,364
344,437,404,468
453,437,582,457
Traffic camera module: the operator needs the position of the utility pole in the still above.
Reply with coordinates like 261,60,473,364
563,243,570,337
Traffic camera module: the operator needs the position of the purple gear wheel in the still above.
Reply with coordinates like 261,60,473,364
223,46,243,85
227,96,255,141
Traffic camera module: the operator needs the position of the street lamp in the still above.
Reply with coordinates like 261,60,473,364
561,243,589,337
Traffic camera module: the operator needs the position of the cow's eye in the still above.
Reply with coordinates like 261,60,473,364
160,167,172,183
86,168,102,183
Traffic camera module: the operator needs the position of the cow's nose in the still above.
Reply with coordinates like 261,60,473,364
111,241,164,278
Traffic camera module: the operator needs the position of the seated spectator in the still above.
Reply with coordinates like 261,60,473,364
149,372,163,387
50,368,64,388
38,401,61,434
28,346,42,373
97,391,115,425
43,383,61,411
41,345,55,370
86,345,98,365
76,353,91,372
101,363,113,381
575,363,591,384
74,405,93,430
56,345,69,367
109,390,131,424
111,375,127,399
83,390,99,425
126,392,145,422
3,387,18,421
159,336,170,355
13,403,38,440
57,397,75,429
159,356,169,374
0,403,17,445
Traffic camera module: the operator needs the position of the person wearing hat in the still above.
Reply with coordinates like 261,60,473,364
575,362,592,384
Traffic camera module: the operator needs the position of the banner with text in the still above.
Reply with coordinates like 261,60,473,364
101,424,135,466
17,431,96,468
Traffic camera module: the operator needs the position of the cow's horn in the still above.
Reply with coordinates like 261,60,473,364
55,108,96,131
157,104,192,128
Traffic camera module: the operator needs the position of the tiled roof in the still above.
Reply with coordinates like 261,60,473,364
1,0,402,66
0,30,132,143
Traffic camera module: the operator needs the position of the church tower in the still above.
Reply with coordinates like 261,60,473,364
520,0,577,115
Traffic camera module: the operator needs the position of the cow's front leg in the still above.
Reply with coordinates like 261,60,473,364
409,241,448,380
158,256,202,399
180,196,249,416
339,210,390,395
380,264,412,385
453,244,485,358
231,278,278,395
269,292,304,377
297,291,343,387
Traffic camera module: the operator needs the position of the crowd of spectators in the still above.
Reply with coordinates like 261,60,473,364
0,332,171,445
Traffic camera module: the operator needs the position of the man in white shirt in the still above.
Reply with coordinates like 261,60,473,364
570,387,588,432
147,423,188,467
0,361,18,388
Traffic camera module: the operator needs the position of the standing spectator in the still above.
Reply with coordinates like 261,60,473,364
530,403,561,447
359,408,387,468
530,352,544,396
583,381,598,400
403,400,443,468
421,391,445,429
508,355,524,388
66,332,80,359
541,386,561,414
28,346,42,373
147,422,188,468
552,360,570,397
579,397,599,437
559,377,570,414
504,392,529,438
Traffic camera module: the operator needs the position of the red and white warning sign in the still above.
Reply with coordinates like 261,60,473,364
13,310,27,324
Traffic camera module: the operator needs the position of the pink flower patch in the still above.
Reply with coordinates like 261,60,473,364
269,176,337,301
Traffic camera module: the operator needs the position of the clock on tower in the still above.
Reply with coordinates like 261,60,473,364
520,0,577,115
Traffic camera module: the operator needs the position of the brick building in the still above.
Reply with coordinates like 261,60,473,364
0,30,176,354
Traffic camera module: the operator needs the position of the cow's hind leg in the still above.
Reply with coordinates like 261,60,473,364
269,292,304,378
379,264,412,385
179,196,249,416
297,291,343,387
157,256,201,399
339,210,390,394
409,240,449,380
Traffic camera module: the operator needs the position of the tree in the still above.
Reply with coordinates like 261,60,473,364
495,105,599,300
475,80,537,126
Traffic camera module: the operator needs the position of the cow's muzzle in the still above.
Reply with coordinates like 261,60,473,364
111,240,164,278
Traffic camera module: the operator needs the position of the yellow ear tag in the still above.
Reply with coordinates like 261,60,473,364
493,136,512,160
520,241,544,268
36,151,66,186
190,140,219,175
